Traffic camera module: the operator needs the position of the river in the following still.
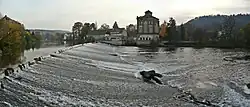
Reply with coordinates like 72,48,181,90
0,43,250,107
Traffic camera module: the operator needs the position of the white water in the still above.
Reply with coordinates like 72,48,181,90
1,43,250,107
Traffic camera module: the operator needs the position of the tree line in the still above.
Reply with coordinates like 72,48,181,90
71,22,112,45
161,15,250,48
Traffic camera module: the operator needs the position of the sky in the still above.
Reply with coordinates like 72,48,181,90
0,0,250,31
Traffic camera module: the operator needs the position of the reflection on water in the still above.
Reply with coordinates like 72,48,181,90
0,43,250,107
23,42,71,62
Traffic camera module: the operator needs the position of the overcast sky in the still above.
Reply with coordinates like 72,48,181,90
1,0,250,31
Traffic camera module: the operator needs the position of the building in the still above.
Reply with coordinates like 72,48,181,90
109,21,127,37
86,30,107,41
136,10,160,46
102,21,128,45
1,15,23,26
0,15,25,43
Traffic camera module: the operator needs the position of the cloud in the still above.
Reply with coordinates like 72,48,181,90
1,0,249,30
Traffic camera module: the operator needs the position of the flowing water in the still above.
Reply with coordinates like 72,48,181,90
0,43,250,107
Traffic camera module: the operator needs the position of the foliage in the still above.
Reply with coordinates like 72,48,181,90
23,31,42,50
220,16,236,40
243,23,250,46
90,23,97,30
0,18,25,67
72,22,99,44
163,17,177,42
180,24,185,40
79,23,91,44
184,14,250,31
72,22,83,44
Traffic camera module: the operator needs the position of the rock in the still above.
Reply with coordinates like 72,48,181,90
0,81,4,89
4,68,14,76
22,64,25,68
18,64,23,71
28,61,35,66
244,55,250,60
246,83,250,89
34,57,42,61
109,53,118,56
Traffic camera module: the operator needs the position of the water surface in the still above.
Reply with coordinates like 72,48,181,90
1,43,250,107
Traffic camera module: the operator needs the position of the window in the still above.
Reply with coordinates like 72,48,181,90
149,25,153,33
149,21,153,25
140,21,143,25
139,26,143,33
154,24,159,33
144,21,148,33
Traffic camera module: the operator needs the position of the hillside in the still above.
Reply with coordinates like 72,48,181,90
27,29,71,34
184,14,250,31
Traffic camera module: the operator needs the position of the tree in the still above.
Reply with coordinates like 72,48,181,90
90,23,97,30
180,23,185,41
0,17,25,67
99,23,110,30
220,16,236,40
126,24,136,37
72,22,83,44
23,31,42,50
243,23,250,47
168,17,177,42
193,28,205,43
79,23,91,43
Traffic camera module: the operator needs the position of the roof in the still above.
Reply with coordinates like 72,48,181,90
145,10,152,14
113,21,119,29
87,30,107,35
137,15,159,20
137,10,159,20
110,28,125,33
0,15,22,25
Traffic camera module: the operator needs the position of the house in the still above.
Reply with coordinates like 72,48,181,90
102,22,128,45
1,15,23,26
136,10,160,46
86,30,107,41
109,21,127,37
0,15,25,42
64,33,73,41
